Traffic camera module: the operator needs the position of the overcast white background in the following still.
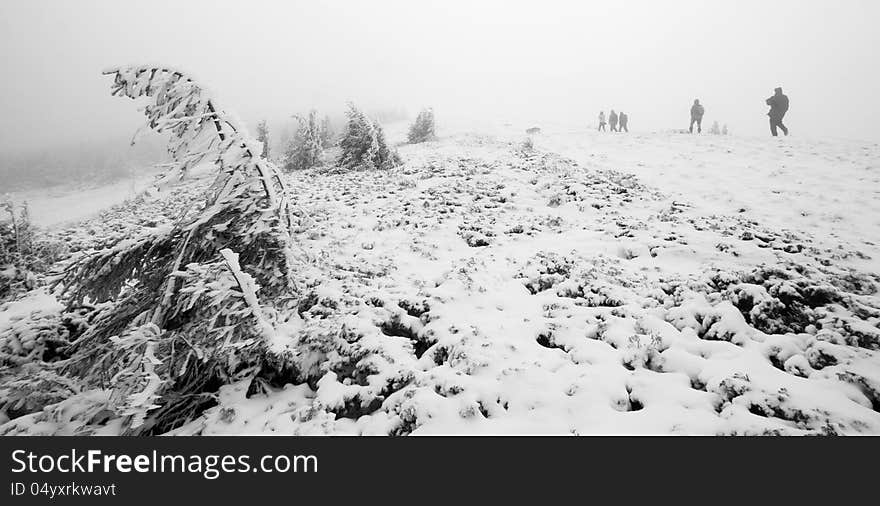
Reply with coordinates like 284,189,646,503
1,0,879,155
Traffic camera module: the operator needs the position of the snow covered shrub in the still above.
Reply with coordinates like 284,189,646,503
338,103,401,171
0,369,83,422
0,299,106,422
407,108,436,143
621,333,667,371
49,65,302,434
0,304,94,367
724,267,842,335
0,200,67,301
516,252,575,294
283,110,324,172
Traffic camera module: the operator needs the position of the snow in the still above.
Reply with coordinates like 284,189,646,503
0,289,63,336
3,124,879,435
512,125,880,270
5,174,157,228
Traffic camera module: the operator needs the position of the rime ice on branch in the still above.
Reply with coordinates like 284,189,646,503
56,65,302,434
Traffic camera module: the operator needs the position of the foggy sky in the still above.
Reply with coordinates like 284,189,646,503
1,0,879,156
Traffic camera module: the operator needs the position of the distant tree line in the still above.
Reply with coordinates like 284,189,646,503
265,102,435,173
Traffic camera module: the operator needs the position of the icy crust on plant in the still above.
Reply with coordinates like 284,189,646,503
3,132,880,435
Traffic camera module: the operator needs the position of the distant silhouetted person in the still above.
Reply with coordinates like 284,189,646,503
766,87,789,136
689,99,704,133
598,111,606,131
619,112,629,132
609,110,619,132
722,124,729,135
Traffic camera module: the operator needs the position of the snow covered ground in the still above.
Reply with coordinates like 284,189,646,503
7,174,158,228
2,125,879,435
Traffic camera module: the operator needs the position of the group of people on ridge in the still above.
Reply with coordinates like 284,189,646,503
689,87,789,136
689,88,789,136
598,110,628,132
596,87,790,137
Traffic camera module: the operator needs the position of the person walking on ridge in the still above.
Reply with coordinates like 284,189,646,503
765,87,789,136
619,111,629,132
689,99,704,133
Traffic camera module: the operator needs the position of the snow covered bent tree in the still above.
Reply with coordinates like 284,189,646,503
57,65,302,434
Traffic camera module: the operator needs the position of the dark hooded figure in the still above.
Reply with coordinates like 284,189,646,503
619,112,629,132
766,87,789,136
689,99,704,133
609,110,619,132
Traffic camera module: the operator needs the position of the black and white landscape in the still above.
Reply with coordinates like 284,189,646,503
1,1,878,435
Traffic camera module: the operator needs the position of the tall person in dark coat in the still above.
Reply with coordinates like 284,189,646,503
766,87,789,136
619,112,629,132
609,110,619,132
689,99,704,133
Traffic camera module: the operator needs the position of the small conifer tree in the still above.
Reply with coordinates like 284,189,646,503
1,200,66,301
283,110,324,172
338,103,400,171
256,120,271,159
407,108,436,144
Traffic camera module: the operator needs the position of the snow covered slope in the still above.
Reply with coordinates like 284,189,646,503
3,129,879,435
7,174,158,228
